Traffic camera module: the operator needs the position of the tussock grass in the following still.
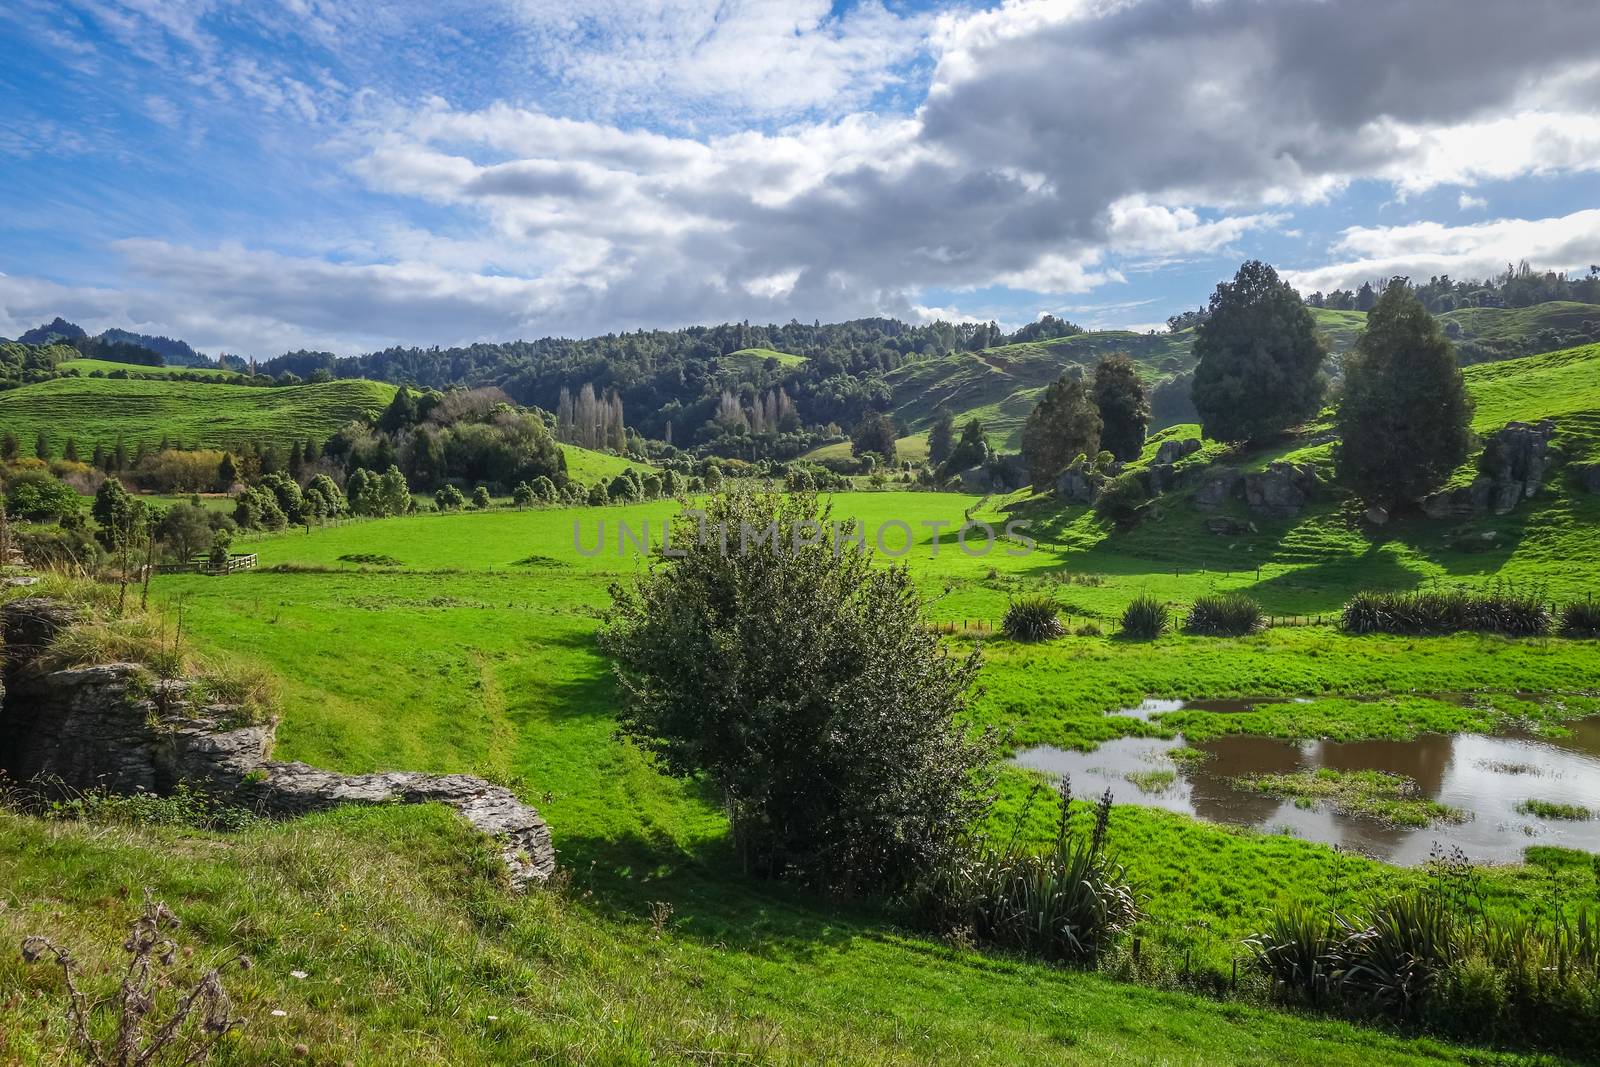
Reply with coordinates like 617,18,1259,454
1001,595,1065,641
1119,595,1169,640
1185,592,1265,636
1341,585,1552,636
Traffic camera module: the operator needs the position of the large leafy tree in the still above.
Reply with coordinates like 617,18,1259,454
1091,355,1150,461
1336,281,1475,508
601,489,996,896
1191,261,1327,442
1020,373,1102,489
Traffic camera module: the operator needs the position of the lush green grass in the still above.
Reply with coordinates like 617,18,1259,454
722,346,808,369
9,807,1564,1067
59,357,236,378
0,376,398,453
1463,342,1600,458
561,445,651,484
10,340,1600,1062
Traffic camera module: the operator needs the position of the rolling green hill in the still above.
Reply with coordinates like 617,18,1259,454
838,304,1599,458
59,358,235,378
0,376,397,453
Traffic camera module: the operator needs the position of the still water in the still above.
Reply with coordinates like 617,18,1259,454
1013,711,1600,865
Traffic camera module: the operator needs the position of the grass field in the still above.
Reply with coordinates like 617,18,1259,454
0,376,397,453
59,357,236,378
7,343,1600,1064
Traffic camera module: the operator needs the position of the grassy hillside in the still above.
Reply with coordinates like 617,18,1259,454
1442,301,1600,347
563,444,651,483
722,346,808,369
1463,341,1600,459
59,357,234,378
0,376,396,452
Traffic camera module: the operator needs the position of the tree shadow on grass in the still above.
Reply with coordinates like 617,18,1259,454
553,824,888,964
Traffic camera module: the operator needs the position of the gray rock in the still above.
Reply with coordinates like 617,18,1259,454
1193,471,1244,511
1055,461,1104,504
1364,505,1389,526
244,763,555,890
1147,463,1177,494
0,596,556,889
1575,462,1600,494
1154,437,1202,465
1422,477,1493,520
957,465,992,494
1422,420,1558,518
1244,463,1317,518
1206,517,1255,536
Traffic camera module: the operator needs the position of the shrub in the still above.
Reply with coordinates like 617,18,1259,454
601,488,997,896
1559,598,1600,638
915,783,1138,964
471,485,492,509
1342,584,1551,636
434,484,465,511
1185,592,1264,636
5,469,81,521
1002,596,1065,642
1120,595,1168,639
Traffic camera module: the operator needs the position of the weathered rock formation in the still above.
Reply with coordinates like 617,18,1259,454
1575,461,1600,495
1244,462,1318,519
241,764,555,889
0,597,554,889
1055,460,1105,504
1422,420,1558,519
1193,470,1244,512
1153,437,1202,465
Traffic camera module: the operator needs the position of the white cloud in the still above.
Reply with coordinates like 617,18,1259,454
12,0,1600,353
1284,209,1600,293
1458,193,1487,211
499,0,932,119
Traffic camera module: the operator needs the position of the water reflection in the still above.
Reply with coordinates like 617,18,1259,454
1013,715,1600,865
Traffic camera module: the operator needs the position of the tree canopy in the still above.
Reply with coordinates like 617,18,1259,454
1191,260,1327,443
1020,373,1101,488
1335,282,1475,508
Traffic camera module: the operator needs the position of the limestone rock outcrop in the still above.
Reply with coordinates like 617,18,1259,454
1422,420,1558,519
1244,462,1318,519
0,597,555,888
243,763,555,890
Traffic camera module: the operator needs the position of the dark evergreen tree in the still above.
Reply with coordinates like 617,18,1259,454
1335,282,1475,509
1021,373,1102,489
1191,261,1327,443
34,433,49,461
1,432,17,462
850,411,898,463
378,385,419,433
927,406,956,467
216,452,238,491
1091,355,1150,461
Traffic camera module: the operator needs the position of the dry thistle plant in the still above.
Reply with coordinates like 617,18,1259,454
20,892,249,1066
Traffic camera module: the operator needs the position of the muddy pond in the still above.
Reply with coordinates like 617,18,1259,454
1013,700,1600,865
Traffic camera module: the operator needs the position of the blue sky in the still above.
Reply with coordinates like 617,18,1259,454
3,0,1599,356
